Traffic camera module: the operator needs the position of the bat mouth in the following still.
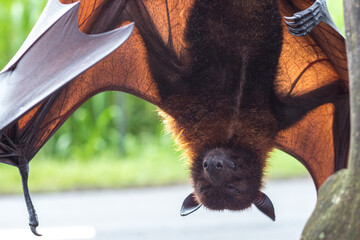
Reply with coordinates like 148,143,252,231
194,175,259,211
197,189,253,211
227,185,242,195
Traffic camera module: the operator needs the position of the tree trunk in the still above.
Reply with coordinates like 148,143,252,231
301,0,360,239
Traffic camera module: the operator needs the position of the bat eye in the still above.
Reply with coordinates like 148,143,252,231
227,160,235,169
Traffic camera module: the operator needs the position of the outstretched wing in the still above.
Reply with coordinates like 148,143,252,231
0,0,194,165
275,0,349,188
0,0,134,166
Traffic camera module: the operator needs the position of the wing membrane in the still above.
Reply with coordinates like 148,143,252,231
0,0,133,134
276,0,349,188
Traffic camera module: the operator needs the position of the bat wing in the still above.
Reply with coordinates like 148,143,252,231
0,0,135,165
0,0,194,165
275,0,349,188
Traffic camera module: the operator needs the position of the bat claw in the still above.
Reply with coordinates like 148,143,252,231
30,225,42,236
288,29,307,37
285,2,322,37
287,26,300,32
288,0,343,37
284,20,297,26
284,15,297,21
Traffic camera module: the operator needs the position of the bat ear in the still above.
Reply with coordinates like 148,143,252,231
253,191,276,221
180,192,202,216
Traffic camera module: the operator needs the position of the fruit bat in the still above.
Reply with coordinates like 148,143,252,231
0,0,349,236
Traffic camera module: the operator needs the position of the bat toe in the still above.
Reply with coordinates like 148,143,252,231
30,225,42,236
284,0,324,37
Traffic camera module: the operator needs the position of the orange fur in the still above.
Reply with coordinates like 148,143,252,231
159,94,278,170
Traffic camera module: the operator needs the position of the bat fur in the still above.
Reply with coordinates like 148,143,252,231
88,0,347,213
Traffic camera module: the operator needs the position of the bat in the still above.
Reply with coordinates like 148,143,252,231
0,0,349,235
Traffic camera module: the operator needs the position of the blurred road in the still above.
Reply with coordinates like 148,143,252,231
0,178,316,240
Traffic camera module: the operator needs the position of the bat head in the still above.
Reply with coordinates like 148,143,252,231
181,147,275,220
193,147,263,210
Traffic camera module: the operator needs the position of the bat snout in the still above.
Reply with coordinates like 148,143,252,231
202,152,234,186
202,148,236,173
203,158,224,171
203,158,225,186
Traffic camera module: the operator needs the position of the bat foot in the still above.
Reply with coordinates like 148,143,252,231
18,164,41,236
284,0,325,36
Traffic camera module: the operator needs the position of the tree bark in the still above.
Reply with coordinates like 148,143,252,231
301,1,360,239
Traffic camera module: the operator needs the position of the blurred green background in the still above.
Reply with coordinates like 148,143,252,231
0,0,344,194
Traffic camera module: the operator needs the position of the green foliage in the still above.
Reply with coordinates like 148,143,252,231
38,93,162,160
265,149,308,179
0,148,306,194
328,0,345,36
0,0,46,68
0,134,188,194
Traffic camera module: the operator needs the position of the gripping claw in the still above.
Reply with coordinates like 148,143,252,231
30,225,42,236
284,15,297,21
283,0,343,37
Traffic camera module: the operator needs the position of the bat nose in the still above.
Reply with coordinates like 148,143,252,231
203,159,224,172
203,158,225,186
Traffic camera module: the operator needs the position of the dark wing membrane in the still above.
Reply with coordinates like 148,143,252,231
0,0,134,165
276,0,349,188
11,0,194,161
0,1,133,134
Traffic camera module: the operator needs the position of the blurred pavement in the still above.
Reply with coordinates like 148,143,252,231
0,178,317,240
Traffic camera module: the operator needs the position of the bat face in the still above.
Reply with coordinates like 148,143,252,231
191,148,263,211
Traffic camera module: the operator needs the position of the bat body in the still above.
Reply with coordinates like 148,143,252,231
119,0,345,217
0,0,349,234
160,0,283,215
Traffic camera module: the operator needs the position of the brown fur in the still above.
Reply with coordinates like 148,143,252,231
95,0,284,211
159,96,277,164
159,89,278,209
155,0,283,210
88,0,346,212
